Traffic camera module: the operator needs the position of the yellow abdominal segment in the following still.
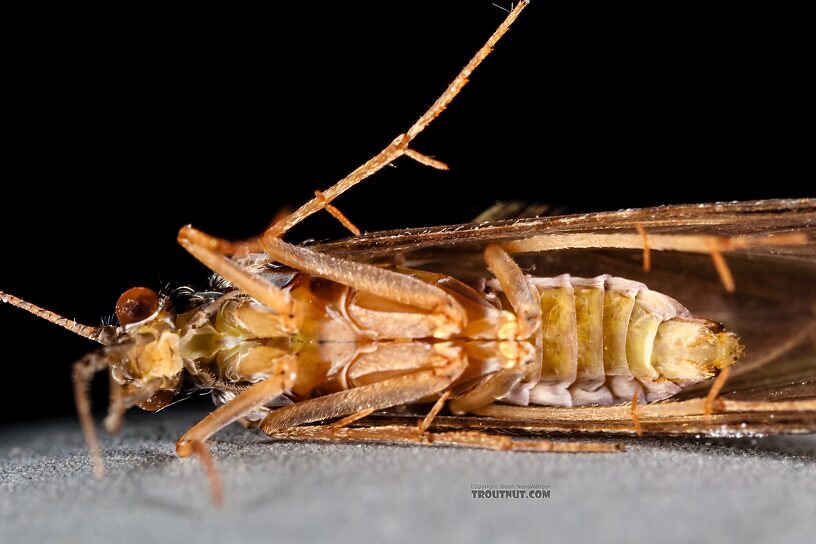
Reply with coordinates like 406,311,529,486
528,275,743,406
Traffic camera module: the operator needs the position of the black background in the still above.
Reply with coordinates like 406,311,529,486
1,2,809,423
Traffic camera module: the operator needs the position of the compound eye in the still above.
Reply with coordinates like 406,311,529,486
115,287,160,325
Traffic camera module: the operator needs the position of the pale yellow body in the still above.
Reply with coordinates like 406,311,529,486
171,269,742,413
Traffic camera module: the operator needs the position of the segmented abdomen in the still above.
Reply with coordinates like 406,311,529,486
525,275,743,407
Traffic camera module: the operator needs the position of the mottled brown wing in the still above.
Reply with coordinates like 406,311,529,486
315,199,816,436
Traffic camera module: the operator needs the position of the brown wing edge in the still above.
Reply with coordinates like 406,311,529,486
313,198,816,258
353,396,816,437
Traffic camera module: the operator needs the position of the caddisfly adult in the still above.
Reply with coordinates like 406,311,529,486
2,1,815,506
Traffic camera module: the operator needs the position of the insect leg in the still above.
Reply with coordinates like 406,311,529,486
637,223,732,289
264,1,529,239
258,356,618,453
504,231,807,292
262,236,467,337
706,241,735,292
177,226,300,327
348,342,466,386
330,408,376,429
631,390,643,436
260,348,467,433
103,377,162,435
635,223,651,272
704,366,731,416
72,354,108,478
175,207,296,257
180,1,529,254
190,441,223,507
313,190,360,236
260,354,612,452
174,366,294,504
418,391,451,434
484,245,541,339
176,369,294,454
482,243,544,387
448,369,525,414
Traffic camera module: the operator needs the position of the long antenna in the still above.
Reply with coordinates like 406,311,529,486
1,290,109,344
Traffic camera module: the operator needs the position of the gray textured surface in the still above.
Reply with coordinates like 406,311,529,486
2,408,815,544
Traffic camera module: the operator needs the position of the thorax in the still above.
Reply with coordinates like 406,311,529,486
176,270,528,397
